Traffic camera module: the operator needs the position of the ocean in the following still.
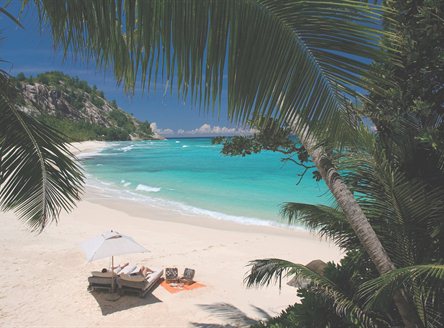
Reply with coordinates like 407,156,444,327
80,138,331,227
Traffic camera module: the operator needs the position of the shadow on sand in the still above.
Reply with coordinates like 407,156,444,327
90,289,162,315
190,302,271,327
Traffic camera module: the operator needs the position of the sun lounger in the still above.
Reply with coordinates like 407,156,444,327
118,264,138,275
180,268,196,285
87,271,116,292
117,268,163,297
165,267,179,283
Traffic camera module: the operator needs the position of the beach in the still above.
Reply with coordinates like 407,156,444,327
0,141,342,327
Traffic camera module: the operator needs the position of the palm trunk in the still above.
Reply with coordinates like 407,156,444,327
299,130,420,328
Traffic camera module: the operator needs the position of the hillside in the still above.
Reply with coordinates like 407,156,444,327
14,71,162,141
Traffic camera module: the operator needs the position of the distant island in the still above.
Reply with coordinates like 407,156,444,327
14,71,164,141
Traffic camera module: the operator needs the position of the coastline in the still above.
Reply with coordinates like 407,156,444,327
68,140,110,156
0,141,343,327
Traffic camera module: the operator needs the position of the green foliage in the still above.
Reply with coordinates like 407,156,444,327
247,255,389,327
245,2,444,326
110,99,118,109
108,109,135,132
213,118,319,183
16,72,26,81
137,121,153,136
38,115,130,142
35,0,396,146
253,296,351,328
16,71,108,106
253,254,382,328
12,71,154,141
90,94,105,107
363,0,444,180
0,71,84,231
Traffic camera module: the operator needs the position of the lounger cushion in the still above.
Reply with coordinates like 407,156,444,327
91,271,114,278
120,274,145,282
119,264,137,274
117,269,163,289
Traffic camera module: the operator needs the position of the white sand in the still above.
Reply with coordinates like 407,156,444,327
68,140,109,156
0,141,342,327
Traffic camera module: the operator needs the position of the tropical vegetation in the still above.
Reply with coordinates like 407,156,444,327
15,71,154,141
0,0,442,326
216,0,444,326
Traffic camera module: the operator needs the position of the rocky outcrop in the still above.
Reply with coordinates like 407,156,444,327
16,72,158,140
21,83,115,127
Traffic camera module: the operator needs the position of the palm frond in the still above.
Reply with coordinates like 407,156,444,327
0,6,24,28
33,0,397,145
0,72,84,231
338,142,444,266
281,202,360,250
358,265,444,327
246,258,387,327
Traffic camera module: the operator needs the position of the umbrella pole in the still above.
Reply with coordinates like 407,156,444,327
111,255,115,292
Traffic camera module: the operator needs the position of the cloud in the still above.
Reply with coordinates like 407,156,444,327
150,122,175,136
151,123,258,137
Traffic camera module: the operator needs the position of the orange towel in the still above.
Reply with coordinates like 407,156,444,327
160,280,205,294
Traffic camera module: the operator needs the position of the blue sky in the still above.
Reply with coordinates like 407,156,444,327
0,2,251,137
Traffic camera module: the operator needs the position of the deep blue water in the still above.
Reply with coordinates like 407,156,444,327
81,138,331,227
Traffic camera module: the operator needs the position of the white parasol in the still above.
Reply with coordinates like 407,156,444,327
81,230,147,291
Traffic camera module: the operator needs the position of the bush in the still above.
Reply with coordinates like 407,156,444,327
37,115,130,142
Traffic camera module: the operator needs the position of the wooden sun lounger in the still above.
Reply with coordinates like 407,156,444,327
87,271,116,292
117,268,163,297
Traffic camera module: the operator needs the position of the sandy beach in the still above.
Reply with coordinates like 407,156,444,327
0,141,342,327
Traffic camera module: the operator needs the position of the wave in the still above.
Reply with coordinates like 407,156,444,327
120,145,134,152
85,175,302,231
182,145,189,148
120,180,131,187
135,184,161,192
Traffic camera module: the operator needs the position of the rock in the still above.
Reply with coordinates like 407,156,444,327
16,73,161,140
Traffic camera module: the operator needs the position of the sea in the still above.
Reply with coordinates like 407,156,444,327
80,138,331,228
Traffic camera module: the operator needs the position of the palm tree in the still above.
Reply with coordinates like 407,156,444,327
0,7,84,232
2,1,417,324
247,129,444,326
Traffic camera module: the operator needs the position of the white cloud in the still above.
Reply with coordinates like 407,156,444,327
150,122,174,135
182,123,258,136
150,123,258,137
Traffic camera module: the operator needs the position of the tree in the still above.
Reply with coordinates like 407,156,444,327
3,1,417,323
16,72,26,81
244,130,444,326
236,1,444,325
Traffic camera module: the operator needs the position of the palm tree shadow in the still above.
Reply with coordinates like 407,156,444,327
90,290,162,315
190,302,271,327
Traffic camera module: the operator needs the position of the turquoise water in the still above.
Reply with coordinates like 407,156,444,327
81,138,331,226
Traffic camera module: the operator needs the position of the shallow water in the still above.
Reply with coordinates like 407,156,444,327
81,138,331,227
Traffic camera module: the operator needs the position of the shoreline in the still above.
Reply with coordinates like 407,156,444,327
0,140,343,327
77,140,318,237
68,140,110,156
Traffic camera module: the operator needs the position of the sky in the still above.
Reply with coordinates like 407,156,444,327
0,2,253,137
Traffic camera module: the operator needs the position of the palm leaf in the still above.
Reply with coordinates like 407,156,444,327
0,6,24,28
0,72,84,231
338,140,444,267
281,202,361,250
358,265,444,327
246,258,387,327
32,0,397,144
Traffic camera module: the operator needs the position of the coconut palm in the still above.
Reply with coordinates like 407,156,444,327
2,1,418,323
246,129,444,326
